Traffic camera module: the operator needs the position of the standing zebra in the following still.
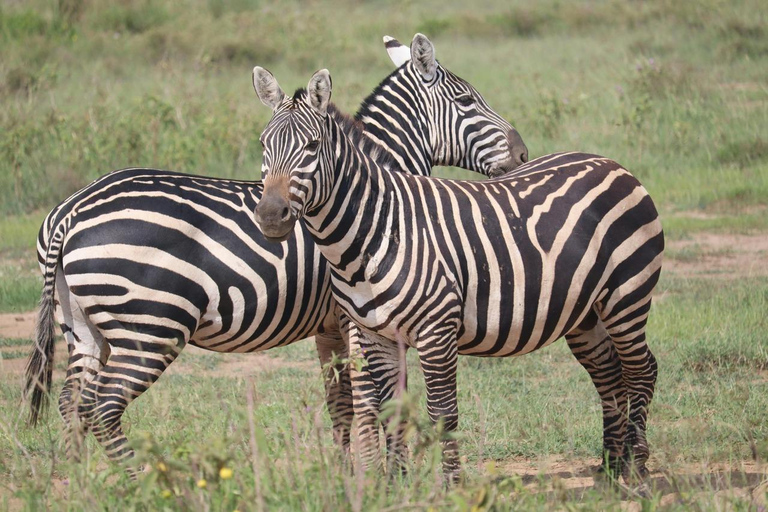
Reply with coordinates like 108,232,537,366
25,34,528,472
253,67,663,485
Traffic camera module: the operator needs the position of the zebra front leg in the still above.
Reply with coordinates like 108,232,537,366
315,329,353,453
78,333,185,477
565,311,627,478
415,323,461,484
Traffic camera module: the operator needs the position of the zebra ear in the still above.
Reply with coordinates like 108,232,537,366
383,35,410,67
411,33,437,81
253,66,285,111
307,69,332,116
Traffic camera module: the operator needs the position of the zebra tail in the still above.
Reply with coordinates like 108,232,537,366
24,224,64,427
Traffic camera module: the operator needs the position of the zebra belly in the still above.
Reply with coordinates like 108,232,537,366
58,210,333,354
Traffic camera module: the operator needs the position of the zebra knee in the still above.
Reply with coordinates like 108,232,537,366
427,406,458,433
58,385,75,419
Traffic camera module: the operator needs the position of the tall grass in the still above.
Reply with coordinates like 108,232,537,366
0,276,766,509
1,0,766,215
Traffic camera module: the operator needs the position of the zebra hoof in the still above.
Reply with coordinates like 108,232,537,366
593,455,624,481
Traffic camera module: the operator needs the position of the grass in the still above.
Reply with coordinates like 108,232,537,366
0,0,766,509
0,275,766,510
0,339,29,348
0,350,27,360
1,0,766,215
0,263,40,314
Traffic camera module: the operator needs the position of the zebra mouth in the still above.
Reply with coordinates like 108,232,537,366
262,230,294,243
488,155,525,178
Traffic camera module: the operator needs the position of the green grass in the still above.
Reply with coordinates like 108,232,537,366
1,0,767,509
0,350,27,360
1,0,766,216
0,338,29,348
1,276,766,510
0,264,40,314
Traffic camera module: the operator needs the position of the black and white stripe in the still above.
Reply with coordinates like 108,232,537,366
254,68,663,484
25,34,527,471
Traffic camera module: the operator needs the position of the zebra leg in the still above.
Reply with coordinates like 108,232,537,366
55,274,110,463
78,331,185,475
382,334,408,478
351,326,409,475
315,328,353,453
565,311,627,477
599,296,658,483
415,322,461,484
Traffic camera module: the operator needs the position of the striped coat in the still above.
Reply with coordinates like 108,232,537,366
255,70,663,484
25,34,528,472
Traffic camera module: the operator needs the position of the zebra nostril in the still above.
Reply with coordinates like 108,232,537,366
520,152,528,163
281,206,290,221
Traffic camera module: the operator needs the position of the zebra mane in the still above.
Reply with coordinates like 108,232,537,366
354,65,404,123
291,88,401,173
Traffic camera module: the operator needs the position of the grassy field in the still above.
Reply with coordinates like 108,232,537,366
1,0,767,509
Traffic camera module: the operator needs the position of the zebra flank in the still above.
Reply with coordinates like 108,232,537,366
25,33,527,473
255,68,663,484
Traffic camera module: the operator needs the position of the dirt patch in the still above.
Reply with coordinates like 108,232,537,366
664,232,768,278
0,311,36,339
497,456,767,508
169,346,317,378
0,340,67,384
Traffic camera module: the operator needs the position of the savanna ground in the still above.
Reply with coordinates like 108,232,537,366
1,0,767,509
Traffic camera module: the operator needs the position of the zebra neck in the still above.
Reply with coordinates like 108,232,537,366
303,121,397,278
356,70,433,176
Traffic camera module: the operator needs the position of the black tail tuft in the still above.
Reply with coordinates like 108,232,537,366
24,285,57,426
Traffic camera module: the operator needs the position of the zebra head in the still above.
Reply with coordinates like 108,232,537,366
252,67,334,241
375,33,528,177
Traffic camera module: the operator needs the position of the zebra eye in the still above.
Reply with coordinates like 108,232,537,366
456,94,475,107
306,140,320,152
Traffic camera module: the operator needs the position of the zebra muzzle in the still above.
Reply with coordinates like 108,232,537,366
254,191,296,242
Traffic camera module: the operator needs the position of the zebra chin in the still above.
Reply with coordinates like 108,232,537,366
253,209,297,242
254,187,298,242
254,218,296,243
487,159,522,179
262,229,295,243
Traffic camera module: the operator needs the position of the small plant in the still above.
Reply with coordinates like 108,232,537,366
533,88,578,140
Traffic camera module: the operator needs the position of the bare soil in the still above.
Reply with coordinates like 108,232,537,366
497,456,767,509
0,311,36,339
665,232,768,278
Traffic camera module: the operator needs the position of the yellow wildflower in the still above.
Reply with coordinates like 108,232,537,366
161,489,172,499
197,479,207,489
156,462,167,472
219,467,233,480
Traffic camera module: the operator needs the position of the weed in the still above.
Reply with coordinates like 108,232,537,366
0,338,29,348
0,265,39,313
93,1,169,35
0,350,26,360
717,138,768,169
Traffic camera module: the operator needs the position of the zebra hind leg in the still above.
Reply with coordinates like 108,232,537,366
78,332,185,477
351,327,409,477
315,330,353,454
565,311,627,479
415,319,461,485
55,275,110,464
58,332,109,464
599,296,658,484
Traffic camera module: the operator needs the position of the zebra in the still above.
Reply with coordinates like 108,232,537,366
252,66,664,486
24,34,528,473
